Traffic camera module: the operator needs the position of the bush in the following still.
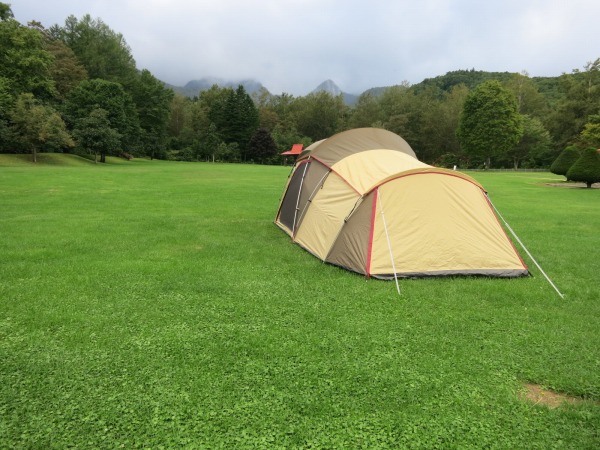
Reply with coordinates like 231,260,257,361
565,148,600,188
550,145,580,178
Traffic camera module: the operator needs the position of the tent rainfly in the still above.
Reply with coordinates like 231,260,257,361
274,128,528,279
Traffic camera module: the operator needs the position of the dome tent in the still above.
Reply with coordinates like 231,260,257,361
275,128,528,279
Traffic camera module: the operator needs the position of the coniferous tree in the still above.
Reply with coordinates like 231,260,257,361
128,69,174,158
27,20,88,100
550,145,581,178
565,148,600,188
52,15,137,86
248,127,278,164
219,85,259,160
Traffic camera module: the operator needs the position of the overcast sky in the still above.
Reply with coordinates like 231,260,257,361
10,0,600,96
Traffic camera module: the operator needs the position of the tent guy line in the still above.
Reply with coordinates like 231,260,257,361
487,197,565,299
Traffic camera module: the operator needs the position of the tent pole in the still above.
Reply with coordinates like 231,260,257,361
377,188,401,295
296,170,330,229
487,195,565,299
292,160,310,237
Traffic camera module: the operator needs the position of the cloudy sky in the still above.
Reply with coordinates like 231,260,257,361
10,0,600,96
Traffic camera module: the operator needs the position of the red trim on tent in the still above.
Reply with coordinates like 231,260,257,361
310,155,362,196
281,143,304,155
366,189,378,278
374,170,485,193
482,192,529,270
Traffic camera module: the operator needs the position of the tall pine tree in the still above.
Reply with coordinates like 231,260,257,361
220,85,259,160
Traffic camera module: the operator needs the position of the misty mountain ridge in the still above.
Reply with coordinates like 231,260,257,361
167,69,565,106
167,77,265,97
167,77,359,104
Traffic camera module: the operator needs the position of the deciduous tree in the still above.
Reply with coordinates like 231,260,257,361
72,108,121,163
348,92,383,129
457,80,524,168
292,91,346,141
504,71,549,118
0,2,13,20
10,93,73,161
506,115,552,169
63,78,139,152
547,59,600,149
580,114,600,148
0,15,55,99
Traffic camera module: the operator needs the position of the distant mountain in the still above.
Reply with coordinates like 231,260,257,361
166,70,565,105
168,77,361,105
167,77,266,97
311,79,359,105
311,79,343,96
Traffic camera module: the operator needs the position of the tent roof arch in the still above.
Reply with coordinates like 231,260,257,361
370,167,487,195
298,128,416,166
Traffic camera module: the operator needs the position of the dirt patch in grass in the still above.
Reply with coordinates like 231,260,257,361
520,383,591,409
544,182,599,189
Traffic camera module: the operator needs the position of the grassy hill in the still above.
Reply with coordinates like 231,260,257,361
0,153,139,167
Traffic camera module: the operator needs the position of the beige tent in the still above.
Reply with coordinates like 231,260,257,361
275,128,528,279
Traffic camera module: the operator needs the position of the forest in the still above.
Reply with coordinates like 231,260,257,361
1,2,599,168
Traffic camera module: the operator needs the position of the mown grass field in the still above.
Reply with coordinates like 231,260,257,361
1,154,598,448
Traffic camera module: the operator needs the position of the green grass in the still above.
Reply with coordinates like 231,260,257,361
1,157,598,448
0,153,143,167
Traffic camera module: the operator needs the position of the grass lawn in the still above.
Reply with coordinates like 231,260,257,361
1,155,598,448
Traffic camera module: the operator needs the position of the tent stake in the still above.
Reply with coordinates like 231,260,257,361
487,195,565,299
377,188,401,295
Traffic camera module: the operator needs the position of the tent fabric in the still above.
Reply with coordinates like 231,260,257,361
298,128,416,165
275,128,528,279
331,149,431,195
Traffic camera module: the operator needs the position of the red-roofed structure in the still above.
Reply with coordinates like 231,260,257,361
281,144,303,155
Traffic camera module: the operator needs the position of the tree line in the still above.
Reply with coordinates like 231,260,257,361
1,3,599,168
